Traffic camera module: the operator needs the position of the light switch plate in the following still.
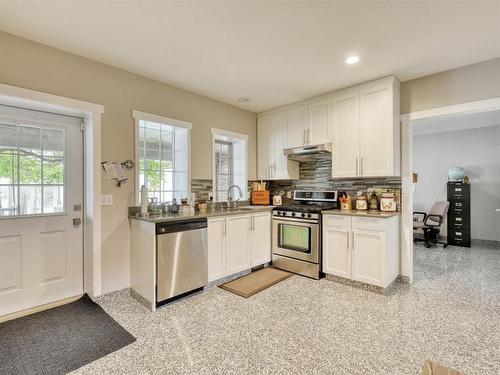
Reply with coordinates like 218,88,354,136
101,194,113,206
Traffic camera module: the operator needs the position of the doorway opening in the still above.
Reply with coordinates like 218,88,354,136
401,98,500,285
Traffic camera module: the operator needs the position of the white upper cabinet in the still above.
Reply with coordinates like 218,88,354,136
257,115,272,180
257,111,299,180
332,92,360,178
286,106,307,148
306,97,332,145
332,76,400,178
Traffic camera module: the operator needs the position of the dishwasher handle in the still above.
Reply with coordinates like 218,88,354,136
156,218,207,235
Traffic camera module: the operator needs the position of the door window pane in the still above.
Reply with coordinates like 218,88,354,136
20,185,42,215
43,186,64,213
0,122,66,217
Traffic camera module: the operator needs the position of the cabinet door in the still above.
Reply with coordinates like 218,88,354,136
207,218,226,282
286,106,306,148
257,116,272,180
332,93,359,178
306,98,331,145
225,215,251,275
323,226,351,279
351,229,385,287
271,111,290,179
251,212,271,267
359,85,393,177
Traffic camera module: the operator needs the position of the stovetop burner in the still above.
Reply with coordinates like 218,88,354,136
273,190,338,214
276,203,337,213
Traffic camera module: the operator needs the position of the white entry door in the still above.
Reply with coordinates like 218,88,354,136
0,105,83,317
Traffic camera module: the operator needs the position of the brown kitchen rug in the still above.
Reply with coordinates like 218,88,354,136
219,267,292,298
422,359,463,375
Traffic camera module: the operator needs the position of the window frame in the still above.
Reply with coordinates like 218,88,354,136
133,110,192,204
211,128,248,203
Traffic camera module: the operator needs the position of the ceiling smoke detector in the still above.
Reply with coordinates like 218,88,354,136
238,97,250,103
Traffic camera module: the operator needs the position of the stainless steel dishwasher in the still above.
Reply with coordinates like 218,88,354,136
156,218,208,306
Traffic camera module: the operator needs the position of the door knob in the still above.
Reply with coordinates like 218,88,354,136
73,218,82,226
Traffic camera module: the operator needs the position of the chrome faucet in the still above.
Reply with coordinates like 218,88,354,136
227,185,243,209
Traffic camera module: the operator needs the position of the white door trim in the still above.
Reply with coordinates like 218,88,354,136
401,97,500,284
0,83,104,298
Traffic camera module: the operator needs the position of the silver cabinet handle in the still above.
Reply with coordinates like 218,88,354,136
346,230,349,249
302,129,305,145
252,216,255,231
223,220,226,236
356,158,359,176
360,157,364,175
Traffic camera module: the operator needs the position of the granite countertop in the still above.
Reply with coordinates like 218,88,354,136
322,209,400,218
129,206,274,223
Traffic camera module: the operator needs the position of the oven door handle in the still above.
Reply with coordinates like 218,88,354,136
272,217,319,225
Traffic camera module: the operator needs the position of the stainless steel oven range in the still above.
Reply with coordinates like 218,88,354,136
272,190,338,279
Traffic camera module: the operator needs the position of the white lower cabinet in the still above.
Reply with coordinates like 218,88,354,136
251,212,272,267
323,226,351,279
322,214,399,288
207,217,226,282
225,215,251,275
208,212,271,282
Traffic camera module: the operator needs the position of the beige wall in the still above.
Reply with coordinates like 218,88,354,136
401,58,500,114
0,31,257,294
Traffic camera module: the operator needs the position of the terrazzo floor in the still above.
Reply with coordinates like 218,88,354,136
75,244,500,375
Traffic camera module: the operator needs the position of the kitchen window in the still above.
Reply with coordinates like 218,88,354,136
134,111,191,203
211,128,247,202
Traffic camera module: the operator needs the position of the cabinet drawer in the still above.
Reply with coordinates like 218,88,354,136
323,215,351,228
351,216,387,231
447,184,470,200
447,213,470,229
449,202,469,216
447,229,471,247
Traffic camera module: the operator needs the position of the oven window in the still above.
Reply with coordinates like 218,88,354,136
279,223,311,253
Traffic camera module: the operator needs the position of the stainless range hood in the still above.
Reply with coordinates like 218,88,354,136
283,143,332,161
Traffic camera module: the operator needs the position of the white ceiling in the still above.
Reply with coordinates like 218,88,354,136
1,1,500,112
413,109,500,136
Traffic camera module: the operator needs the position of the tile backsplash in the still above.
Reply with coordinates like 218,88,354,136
251,154,401,206
193,154,401,207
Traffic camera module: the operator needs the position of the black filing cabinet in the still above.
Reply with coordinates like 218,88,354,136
447,182,471,247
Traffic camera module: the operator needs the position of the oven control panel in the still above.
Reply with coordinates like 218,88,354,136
272,210,320,220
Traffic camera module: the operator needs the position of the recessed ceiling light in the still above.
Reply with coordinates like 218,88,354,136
345,55,360,65
238,97,250,103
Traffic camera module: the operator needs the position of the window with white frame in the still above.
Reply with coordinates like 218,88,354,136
134,111,191,203
212,128,247,202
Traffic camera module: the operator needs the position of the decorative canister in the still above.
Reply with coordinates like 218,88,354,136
380,192,397,212
369,192,378,211
356,196,367,210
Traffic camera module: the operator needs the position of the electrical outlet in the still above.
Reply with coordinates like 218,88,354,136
101,194,113,206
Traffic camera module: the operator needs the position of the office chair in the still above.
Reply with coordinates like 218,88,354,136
413,201,450,248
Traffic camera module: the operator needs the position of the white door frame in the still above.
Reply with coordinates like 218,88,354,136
0,83,103,298
401,97,500,283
